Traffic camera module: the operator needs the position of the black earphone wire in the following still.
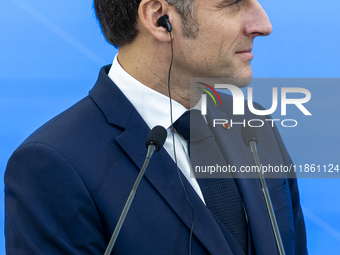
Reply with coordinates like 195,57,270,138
167,31,195,255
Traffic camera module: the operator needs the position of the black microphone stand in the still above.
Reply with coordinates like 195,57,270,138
104,145,156,255
104,126,167,255
242,125,285,255
248,140,286,255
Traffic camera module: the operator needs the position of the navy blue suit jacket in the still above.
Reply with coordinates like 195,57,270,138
5,66,307,254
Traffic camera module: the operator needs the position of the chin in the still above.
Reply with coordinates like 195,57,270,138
235,76,252,87
230,68,253,87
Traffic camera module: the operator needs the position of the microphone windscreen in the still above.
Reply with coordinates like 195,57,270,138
145,126,167,151
241,125,259,146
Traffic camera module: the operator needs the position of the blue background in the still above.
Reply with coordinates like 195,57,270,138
1,0,339,254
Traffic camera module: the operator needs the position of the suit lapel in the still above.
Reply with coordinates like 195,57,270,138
116,113,237,254
89,66,238,255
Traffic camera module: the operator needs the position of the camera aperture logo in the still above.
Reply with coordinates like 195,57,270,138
196,82,223,107
198,83,312,128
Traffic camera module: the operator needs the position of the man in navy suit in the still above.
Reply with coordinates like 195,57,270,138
5,0,307,254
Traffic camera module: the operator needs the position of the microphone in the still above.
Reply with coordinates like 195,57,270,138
104,126,167,255
241,125,286,255
241,125,258,146
146,125,168,152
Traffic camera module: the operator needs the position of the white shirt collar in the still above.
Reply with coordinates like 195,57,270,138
108,54,187,129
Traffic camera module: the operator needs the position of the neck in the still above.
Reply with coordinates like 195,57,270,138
117,41,197,109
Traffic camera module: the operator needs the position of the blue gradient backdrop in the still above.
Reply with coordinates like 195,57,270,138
1,0,339,254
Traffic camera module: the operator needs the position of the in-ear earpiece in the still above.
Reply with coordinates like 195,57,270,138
158,15,172,32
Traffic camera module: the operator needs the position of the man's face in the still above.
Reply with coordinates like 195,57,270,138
173,0,272,86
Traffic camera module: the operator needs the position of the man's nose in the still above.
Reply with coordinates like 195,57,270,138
243,0,273,37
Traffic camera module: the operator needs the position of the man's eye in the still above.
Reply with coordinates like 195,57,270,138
216,0,242,9
231,0,242,5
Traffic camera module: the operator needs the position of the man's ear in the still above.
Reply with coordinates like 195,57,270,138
138,0,173,42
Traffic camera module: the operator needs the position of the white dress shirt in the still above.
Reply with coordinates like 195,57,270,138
108,54,205,202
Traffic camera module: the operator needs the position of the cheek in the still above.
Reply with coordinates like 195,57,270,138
213,34,240,60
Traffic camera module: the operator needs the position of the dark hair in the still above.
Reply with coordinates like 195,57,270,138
94,0,198,48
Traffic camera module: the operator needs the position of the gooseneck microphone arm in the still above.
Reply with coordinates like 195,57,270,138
104,126,167,255
241,126,286,255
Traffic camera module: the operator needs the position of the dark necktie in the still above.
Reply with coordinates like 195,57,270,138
173,109,248,254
